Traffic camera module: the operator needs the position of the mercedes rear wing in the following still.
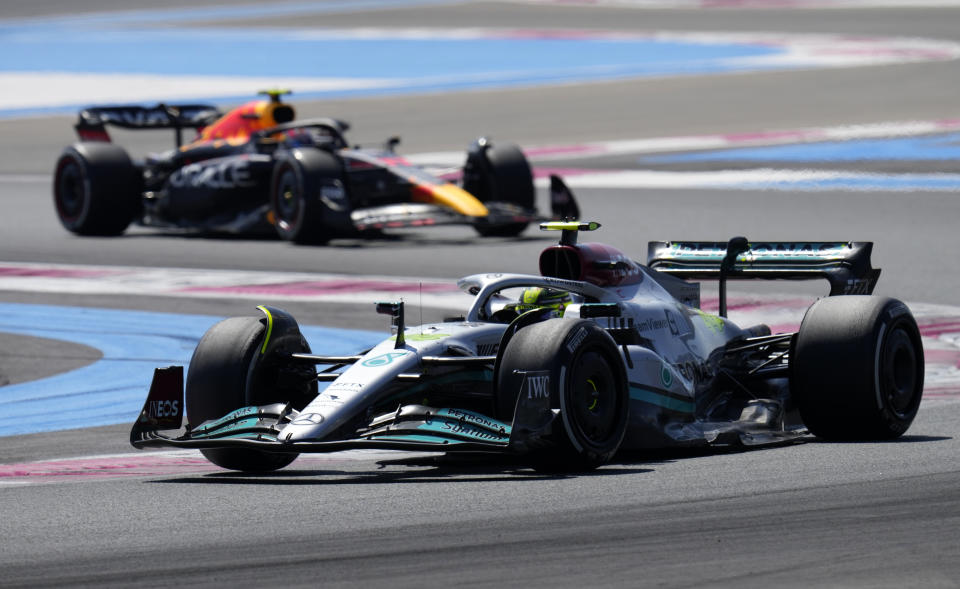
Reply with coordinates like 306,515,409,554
647,237,880,316
75,103,222,146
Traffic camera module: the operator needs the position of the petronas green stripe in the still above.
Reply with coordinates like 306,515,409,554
365,434,470,445
629,386,695,413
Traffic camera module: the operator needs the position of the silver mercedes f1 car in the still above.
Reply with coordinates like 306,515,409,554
130,222,924,472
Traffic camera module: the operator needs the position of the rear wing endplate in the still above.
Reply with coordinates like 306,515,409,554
648,238,880,314
75,104,222,146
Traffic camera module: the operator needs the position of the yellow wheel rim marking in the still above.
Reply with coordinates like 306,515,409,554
586,378,599,411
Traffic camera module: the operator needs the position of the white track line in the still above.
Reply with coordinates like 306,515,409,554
533,169,960,191
2,29,958,116
520,0,960,9
407,119,960,166
0,261,470,310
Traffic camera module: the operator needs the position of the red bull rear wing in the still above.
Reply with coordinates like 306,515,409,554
647,239,880,297
74,103,221,144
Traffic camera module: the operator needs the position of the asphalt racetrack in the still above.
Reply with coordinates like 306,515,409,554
3,1,960,587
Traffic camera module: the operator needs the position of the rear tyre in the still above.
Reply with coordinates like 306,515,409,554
496,319,629,470
463,141,535,237
791,296,924,441
186,316,315,471
53,143,141,236
270,149,347,244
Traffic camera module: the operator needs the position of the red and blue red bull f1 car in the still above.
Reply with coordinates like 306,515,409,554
131,222,924,472
53,90,578,244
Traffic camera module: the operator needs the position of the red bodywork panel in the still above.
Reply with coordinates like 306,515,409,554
191,99,296,145
539,242,644,287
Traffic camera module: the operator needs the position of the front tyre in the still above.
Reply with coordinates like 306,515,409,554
463,141,535,237
270,149,347,245
186,315,316,471
496,319,629,470
53,143,141,236
791,296,924,441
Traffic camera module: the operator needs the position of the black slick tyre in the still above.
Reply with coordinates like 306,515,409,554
53,143,141,236
270,149,345,244
791,296,924,441
186,316,314,471
463,142,535,237
496,318,629,470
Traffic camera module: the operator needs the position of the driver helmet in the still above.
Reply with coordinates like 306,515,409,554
283,128,337,149
513,287,571,314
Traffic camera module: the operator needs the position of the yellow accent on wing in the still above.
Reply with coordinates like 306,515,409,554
415,182,489,217
540,221,601,232
259,88,292,102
